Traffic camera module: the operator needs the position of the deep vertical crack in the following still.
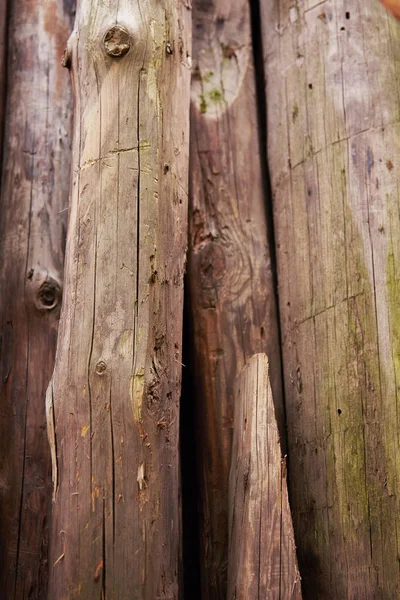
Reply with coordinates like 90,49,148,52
249,0,288,452
180,286,201,599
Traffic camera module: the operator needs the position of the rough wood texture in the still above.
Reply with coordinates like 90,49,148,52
188,1,283,597
47,1,190,597
228,354,301,599
262,0,400,596
0,0,73,596
0,0,7,172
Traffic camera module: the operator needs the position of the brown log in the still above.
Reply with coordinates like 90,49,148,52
188,1,284,597
47,0,191,597
0,0,73,596
262,0,400,596
228,354,301,599
0,0,7,171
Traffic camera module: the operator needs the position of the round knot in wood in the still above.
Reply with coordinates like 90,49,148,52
96,361,107,375
104,26,131,58
38,280,60,310
27,266,62,313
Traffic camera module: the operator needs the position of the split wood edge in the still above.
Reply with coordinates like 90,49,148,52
228,353,302,599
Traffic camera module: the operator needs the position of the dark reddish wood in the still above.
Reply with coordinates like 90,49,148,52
0,0,7,174
0,0,74,596
188,1,284,597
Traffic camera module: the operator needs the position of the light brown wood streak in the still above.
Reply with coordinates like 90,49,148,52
188,1,284,597
47,0,191,597
228,354,301,600
262,0,400,596
0,0,74,596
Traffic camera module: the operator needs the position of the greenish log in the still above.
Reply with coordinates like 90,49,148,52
262,0,400,596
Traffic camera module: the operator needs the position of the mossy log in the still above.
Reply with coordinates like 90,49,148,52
262,0,400,595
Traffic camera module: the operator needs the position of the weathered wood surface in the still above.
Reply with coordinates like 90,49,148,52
188,1,283,597
0,0,72,598
262,0,400,596
0,0,7,173
0,0,73,596
47,1,191,597
228,354,301,599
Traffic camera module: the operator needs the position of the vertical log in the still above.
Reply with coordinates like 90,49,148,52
47,1,191,597
228,354,301,600
0,0,7,171
0,0,73,596
188,1,284,597
262,0,400,596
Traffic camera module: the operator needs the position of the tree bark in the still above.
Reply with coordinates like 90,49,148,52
47,1,191,597
228,354,301,600
0,0,74,596
188,1,284,597
262,0,400,596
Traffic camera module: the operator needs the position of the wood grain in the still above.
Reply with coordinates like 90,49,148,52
47,1,191,597
228,354,301,599
0,0,74,596
188,1,284,597
0,0,7,174
262,0,400,595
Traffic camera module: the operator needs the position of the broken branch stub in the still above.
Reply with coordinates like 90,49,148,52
228,354,302,599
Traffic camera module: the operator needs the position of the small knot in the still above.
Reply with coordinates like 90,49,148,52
104,26,131,58
38,281,58,309
96,361,107,375
27,266,62,313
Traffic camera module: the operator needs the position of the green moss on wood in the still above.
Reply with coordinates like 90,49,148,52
208,88,223,103
200,94,207,113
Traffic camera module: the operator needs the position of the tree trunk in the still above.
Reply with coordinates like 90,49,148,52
47,1,191,597
228,354,301,600
0,0,73,596
188,1,283,597
262,0,400,596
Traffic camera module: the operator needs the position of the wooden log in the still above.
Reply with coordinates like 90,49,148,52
228,354,301,599
47,1,191,597
188,1,284,597
0,0,7,172
0,0,73,596
262,0,400,596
